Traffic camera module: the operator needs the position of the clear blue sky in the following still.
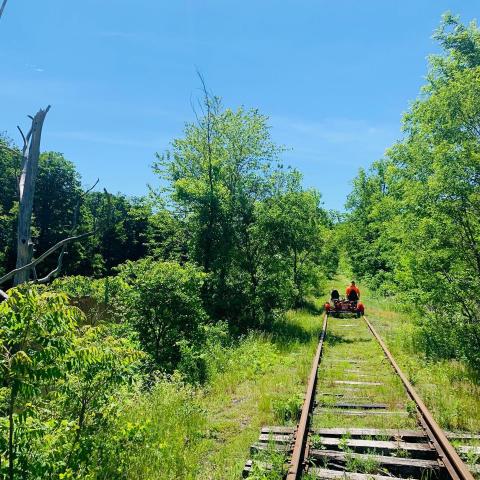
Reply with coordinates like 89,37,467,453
1,1,478,210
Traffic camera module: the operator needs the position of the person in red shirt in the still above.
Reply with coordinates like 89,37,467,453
346,281,360,302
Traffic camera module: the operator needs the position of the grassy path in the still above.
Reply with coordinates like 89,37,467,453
362,286,480,433
196,308,323,479
119,305,323,479
313,314,417,431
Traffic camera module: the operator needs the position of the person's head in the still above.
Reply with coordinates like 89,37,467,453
351,281,356,286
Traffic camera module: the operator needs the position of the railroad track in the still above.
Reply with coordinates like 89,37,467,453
244,314,480,480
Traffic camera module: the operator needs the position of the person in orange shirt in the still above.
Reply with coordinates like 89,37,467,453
346,281,360,302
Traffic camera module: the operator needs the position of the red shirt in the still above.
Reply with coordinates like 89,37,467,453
346,285,360,298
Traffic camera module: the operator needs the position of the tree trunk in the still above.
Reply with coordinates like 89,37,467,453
0,0,8,20
14,106,50,286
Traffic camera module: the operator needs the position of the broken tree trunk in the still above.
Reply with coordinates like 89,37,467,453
0,0,9,21
14,106,50,286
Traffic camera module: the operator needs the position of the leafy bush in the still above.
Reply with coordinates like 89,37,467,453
0,286,143,479
51,275,128,325
272,393,303,422
0,287,81,479
116,258,208,373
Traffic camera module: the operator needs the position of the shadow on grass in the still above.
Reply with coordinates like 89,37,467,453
326,333,372,346
268,318,319,348
296,298,324,315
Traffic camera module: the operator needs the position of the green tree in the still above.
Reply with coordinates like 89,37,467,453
346,13,480,368
255,187,327,307
0,137,20,277
116,259,208,372
33,152,83,277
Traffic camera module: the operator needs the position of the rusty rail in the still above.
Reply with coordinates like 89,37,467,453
363,316,475,480
286,314,327,480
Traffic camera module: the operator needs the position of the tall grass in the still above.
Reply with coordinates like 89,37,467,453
91,307,322,479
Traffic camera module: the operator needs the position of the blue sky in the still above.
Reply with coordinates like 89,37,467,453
0,1,478,210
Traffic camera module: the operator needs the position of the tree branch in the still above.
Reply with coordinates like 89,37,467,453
0,231,95,287
0,0,8,20
34,180,103,284
16,126,26,149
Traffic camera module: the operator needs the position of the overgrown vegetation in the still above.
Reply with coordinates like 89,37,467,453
2,11,480,479
342,13,480,371
0,85,333,478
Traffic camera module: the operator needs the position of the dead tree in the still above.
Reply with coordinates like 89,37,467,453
0,0,9,20
14,106,51,286
0,107,107,299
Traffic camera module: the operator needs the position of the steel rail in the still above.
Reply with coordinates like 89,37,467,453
363,315,474,480
286,313,328,480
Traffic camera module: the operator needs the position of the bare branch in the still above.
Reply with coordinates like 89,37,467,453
0,288,8,300
35,244,67,284
16,126,27,149
0,0,8,20
0,231,95,286
83,178,99,196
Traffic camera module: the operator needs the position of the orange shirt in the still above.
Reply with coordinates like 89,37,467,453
346,285,360,298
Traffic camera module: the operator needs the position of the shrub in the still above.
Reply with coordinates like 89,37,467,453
116,259,208,373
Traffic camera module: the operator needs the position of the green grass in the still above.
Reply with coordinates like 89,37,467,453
360,283,480,432
324,275,480,476
100,306,323,479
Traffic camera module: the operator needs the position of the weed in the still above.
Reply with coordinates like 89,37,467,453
406,400,417,417
273,393,303,423
338,435,350,451
395,447,410,458
345,451,380,474
249,444,287,480
310,434,325,450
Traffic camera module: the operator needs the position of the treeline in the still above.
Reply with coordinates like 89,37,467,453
0,92,337,478
0,143,157,279
343,13,480,370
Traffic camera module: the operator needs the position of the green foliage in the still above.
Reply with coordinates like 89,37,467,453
345,13,480,371
51,275,128,325
0,287,142,479
255,188,327,307
116,258,208,372
89,377,206,479
154,96,333,329
0,287,80,478
248,445,287,480
272,393,303,422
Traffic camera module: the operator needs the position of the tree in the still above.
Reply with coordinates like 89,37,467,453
255,186,326,307
154,90,284,327
116,259,208,371
344,160,398,291
14,107,51,285
33,152,83,276
345,13,480,369
0,136,19,278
